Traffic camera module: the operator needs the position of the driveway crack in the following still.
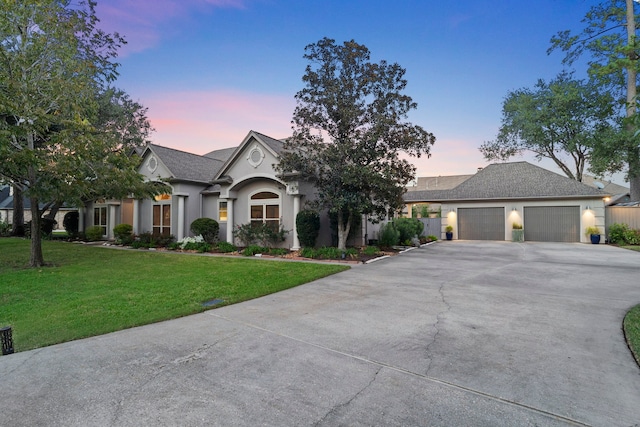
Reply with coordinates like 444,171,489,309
313,366,382,426
425,281,452,376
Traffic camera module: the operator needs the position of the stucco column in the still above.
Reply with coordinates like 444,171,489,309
108,204,117,239
177,195,185,240
291,195,301,250
226,198,235,244
132,199,140,234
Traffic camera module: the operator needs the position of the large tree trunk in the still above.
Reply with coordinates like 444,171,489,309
336,209,352,250
626,0,640,201
11,184,25,236
29,196,44,267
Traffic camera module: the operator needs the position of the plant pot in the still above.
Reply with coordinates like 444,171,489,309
590,234,601,244
446,231,453,241
512,229,524,242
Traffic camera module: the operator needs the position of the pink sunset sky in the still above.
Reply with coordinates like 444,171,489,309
94,0,626,184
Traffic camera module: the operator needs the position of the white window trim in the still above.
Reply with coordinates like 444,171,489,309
248,189,281,226
152,198,172,236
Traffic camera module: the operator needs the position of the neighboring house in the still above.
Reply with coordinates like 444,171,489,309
83,130,370,248
404,162,610,243
0,184,74,229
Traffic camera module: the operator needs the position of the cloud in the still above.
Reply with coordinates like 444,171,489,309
95,0,248,56
142,89,295,154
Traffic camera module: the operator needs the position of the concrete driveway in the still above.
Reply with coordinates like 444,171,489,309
1,242,639,426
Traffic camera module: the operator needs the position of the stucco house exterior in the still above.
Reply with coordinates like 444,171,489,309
404,162,611,243
82,130,367,248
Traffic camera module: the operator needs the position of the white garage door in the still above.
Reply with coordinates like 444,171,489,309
523,206,580,242
458,207,505,240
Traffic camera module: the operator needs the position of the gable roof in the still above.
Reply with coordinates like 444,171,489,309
407,174,473,191
203,147,236,162
214,130,285,180
404,162,608,202
146,144,224,184
581,175,629,196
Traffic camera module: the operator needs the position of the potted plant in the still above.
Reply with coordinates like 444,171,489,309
445,225,453,240
512,223,524,242
585,226,601,244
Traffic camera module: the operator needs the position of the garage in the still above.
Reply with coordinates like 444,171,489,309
458,207,505,240
523,206,580,242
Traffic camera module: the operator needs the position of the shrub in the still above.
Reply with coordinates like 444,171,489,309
113,223,133,245
233,223,289,248
85,225,104,242
0,220,11,237
216,241,237,253
378,222,400,248
132,232,175,248
393,217,423,243
242,245,268,256
512,223,523,230
63,211,79,238
584,225,601,237
296,210,320,247
299,247,317,258
362,246,380,256
190,218,219,244
623,228,640,245
316,246,342,259
269,248,289,256
608,223,629,244
427,234,438,241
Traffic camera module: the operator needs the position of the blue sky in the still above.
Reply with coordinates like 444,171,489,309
95,0,619,182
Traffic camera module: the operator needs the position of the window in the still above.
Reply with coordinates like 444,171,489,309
153,203,171,237
250,191,280,231
219,201,227,222
94,207,107,236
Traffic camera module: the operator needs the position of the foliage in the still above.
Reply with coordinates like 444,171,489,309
393,217,424,243
0,1,166,267
269,248,289,256
512,223,523,230
63,211,79,238
427,235,438,242
276,38,435,250
242,245,269,256
296,209,320,248
585,225,601,237
362,246,380,256
190,218,219,244
418,204,430,218
608,223,629,244
623,304,640,366
0,220,11,237
171,235,211,252
299,247,318,258
85,225,103,242
445,225,454,233
378,222,400,248
0,238,348,352
216,241,237,253
233,223,289,248
549,0,640,199
131,232,175,249
113,223,133,244
623,228,640,245
329,209,361,245
480,73,618,181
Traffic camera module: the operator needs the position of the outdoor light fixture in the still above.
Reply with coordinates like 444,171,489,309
585,205,591,210
512,207,517,211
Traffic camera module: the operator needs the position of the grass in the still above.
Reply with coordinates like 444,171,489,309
624,304,640,367
0,238,349,352
619,245,640,252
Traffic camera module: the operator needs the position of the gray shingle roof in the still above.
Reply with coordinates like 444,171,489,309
407,174,473,191
252,130,285,154
404,162,608,202
149,144,224,183
203,147,236,162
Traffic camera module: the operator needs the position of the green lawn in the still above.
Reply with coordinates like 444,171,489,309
619,245,640,252
0,238,348,352
624,304,640,367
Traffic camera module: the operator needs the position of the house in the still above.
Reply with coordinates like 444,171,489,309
83,130,368,248
0,184,75,229
404,162,611,243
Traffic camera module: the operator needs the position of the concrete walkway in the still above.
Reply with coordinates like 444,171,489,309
1,241,639,426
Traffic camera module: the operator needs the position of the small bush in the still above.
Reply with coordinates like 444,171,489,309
132,232,175,248
243,245,268,256
378,222,400,248
113,223,133,244
299,247,317,258
584,225,601,237
445,225,454,233
63,211,79,238
362,246,380,256
393,217,423,243
190,218,219,244
269,248,289,256
316,246,343,259
0,220,11,237
427,234,438,241
233,223,288,248
217,241,237,253
623,229,640,245
608,223,629,244
296,210,320,248
85,225,104,241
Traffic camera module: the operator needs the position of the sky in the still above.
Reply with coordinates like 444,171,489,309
93,0,625,184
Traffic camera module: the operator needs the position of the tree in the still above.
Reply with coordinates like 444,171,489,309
0,0,161,267
479,73,618,182
276,38,435,250
549,0,640,200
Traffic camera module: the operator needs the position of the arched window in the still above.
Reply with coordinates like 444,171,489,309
250,191,280,230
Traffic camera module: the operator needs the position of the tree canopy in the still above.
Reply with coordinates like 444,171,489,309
0,0,162,266
276,38,435,250
549,0,640,199
479,73,618,182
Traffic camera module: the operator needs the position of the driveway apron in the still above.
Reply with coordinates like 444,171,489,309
1,242,639,426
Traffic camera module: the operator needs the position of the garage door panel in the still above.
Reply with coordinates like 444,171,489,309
458,207,504,240
524,206,579,242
